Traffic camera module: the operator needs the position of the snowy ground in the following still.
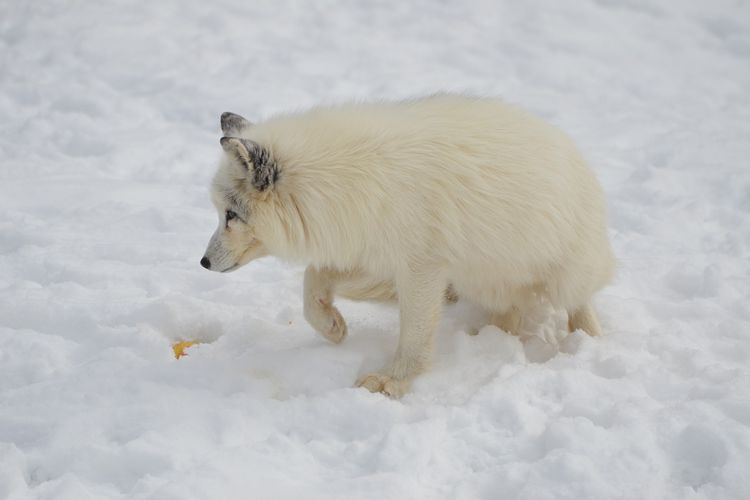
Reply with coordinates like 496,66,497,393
2,0,750,499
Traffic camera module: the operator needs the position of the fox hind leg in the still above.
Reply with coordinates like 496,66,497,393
567,302,602,337
490,306,523,336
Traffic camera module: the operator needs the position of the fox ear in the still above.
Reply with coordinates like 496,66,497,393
220,112,252,136
220,137,278,192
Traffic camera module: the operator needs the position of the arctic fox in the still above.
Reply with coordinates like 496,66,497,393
201,94,615,397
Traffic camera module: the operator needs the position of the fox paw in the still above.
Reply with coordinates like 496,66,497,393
355,372,410,398
305,300,348,344
324,308,347,343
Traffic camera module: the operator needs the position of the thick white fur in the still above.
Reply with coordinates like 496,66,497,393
205,94,615,397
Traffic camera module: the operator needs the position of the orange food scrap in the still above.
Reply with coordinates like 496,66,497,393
172,340,199,359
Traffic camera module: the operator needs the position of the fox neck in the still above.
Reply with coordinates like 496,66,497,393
258,185,363,271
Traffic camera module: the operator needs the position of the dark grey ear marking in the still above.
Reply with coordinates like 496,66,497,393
219,136,278,192
220,112,252,135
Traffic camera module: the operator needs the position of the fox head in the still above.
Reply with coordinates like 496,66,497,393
200,112,279,273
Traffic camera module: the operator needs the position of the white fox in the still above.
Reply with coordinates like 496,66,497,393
202,94,615,397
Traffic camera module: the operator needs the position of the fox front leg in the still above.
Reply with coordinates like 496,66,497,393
303,265,348,344
356,266,446,398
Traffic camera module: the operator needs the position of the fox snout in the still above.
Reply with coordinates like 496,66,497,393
200,230,230,272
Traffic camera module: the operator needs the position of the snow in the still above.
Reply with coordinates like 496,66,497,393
1,0,749,498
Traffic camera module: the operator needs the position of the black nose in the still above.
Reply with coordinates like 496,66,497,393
200,257,211,269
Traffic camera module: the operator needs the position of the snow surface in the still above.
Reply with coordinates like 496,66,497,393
1,0,750,499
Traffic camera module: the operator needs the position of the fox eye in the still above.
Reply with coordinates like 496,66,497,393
225,210,237,222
